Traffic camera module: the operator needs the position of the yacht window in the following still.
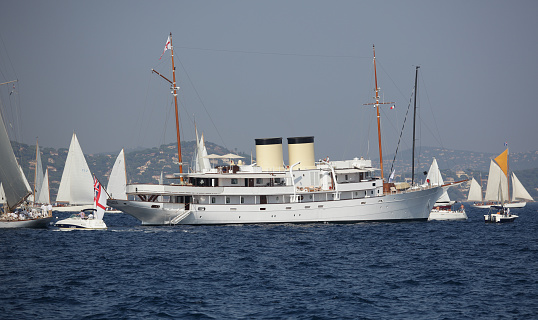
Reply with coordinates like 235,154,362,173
240,197,244,204
231,178,238,185
226,197,230,204
211,197,216,204
372,182,376,186
256,178,262,184
345,175,348,180
275,178,281,184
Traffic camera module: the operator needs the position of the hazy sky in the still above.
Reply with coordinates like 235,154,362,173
1,0,537,162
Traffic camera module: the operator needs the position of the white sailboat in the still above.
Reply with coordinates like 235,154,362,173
0,81,52,228
426,158,467,221
472,148,532,209
55,177,107,230
54,133,94,212
108,39,453,225
33,140,50,204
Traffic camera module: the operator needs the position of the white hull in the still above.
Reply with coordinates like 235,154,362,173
472,201,527,209
109,186,443,225
53,204,93,212
484,213,518,223
428,209,467,221
0,216,53,228
55,217,107,230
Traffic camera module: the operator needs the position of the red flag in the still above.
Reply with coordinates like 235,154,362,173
159,36,171,60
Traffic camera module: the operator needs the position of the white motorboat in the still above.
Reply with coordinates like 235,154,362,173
55,209,107,230
484,206,518,223
108,39,456,225
55,178,108,230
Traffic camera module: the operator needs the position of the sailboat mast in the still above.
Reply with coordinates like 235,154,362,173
373,45,384,180
33,139,38,205
169,32,183,177
412,66,419,185
507,148,510,202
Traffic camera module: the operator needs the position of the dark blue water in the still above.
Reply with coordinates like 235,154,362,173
1,203,537,319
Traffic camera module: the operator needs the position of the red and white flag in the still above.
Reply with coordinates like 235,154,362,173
159,35,171,60
93,176,107,220
390,105,395,110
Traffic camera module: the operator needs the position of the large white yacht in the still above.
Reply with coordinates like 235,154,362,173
108,136,448,225
107,36,451,225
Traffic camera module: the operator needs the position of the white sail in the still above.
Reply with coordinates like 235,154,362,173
467,177,483,202
485,160,509,202
0,183,5,204
107,149,127,200
512,173,533,201
37,169,50,204
426,158,450,203
56,133,94,205
0,109,32,210
194,128,211,172
33,142,45,203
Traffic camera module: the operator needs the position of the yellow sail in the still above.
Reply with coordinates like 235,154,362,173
494,148,509,177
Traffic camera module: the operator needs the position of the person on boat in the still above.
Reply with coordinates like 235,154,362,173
47,203,52,216
41,204,47,216
88,213,94,220
79,211,85,219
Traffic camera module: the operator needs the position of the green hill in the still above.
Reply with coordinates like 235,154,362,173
10,141,537,202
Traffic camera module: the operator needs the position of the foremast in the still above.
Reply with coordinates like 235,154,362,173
152,33,183,180
169,33,183,177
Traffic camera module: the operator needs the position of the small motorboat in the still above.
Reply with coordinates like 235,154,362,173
55,209,107,230
484,205,518,223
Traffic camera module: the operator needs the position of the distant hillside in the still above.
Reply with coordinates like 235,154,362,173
382,146,538,173
12,140,247,202
10,142,537,202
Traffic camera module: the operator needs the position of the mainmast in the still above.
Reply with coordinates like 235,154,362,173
364,45,393,181
412,66,419,185
373,46,384,180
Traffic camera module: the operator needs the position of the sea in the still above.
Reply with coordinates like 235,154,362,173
1,203,537,320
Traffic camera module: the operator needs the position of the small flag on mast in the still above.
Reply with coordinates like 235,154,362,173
159,35,172,60
390,105,395,110
93,176,107,220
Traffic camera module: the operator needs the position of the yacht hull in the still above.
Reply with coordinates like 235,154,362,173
0,217,53,228
109,186,443,226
